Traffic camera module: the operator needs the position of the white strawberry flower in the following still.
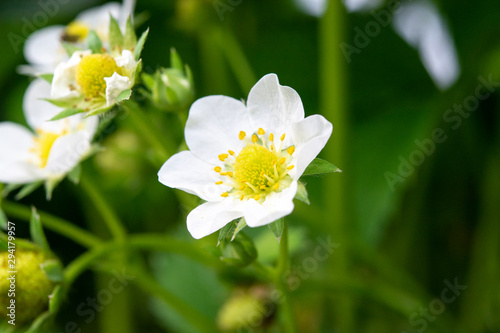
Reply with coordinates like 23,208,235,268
0,79,98,185
21,1,135,75
158,74,333,239
50,49,138,113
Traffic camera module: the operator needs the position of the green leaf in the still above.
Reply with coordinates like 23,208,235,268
2,183,22,197
49,285,65,314
295,181,310,205
124,16,137,50
117,89,132,102
41,259,64,282
134,28,149,60
109,15,123,51
231,218,247,241
30,207,50,253
15,181,43,200
0,207,7,230
67,164,81,184
45,178,62,200
61,42,81,57
268,218,284,242
25,311,53,333
87,30,102,53
40,73,53,84
170,48,183,71
217,220,237,246
0,232,8,251
50,107,85,121
302,158,342,176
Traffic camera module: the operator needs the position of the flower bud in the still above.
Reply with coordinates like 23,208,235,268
217,290,267,331
0,250,54,324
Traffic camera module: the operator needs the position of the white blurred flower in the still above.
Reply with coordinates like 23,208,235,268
0,79,98,184
22,1,135,75
50,49,138,111
158,74,332,239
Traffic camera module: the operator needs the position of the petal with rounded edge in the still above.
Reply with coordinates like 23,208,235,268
44,132,92,176
290,115,333,179
24,79,65,131
187,199,244,239
185,95,252,163
24,25,66,71
247,74,305,136
243,181,298,227
158,151,228,202
76,2,121,37
104,73,131,106
51,50,91,99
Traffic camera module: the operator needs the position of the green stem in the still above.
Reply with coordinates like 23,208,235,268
80,177,127,242
2,200,101,248
320,1,354,331
275,221,297,333
132,268,218,333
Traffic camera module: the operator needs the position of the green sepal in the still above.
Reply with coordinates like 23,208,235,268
61,42,81,57
87,30,103,53
49,107,85,121
30,207,51,253
0,207,7,230
40,73,53,84
124,16,137,50
49,285,65,314
41,259,64,282
67,164,81,184
109,15,123,51
85,105,113,117
44,96,84,108
268,218,284,242
219,232,257,267
15,181,43,200
295,181,310,205
170,48,184,71
45,177,63,200
2,183,23,197
302,158,342,176
134,28,149,60
218,220,237,246
231,218,247,241
117,89,132,103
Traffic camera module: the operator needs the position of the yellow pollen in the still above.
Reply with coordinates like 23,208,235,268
280,134,286,141
233,144,278,188
251,134,258,143
279,157,286,165
221,192,229,197
273,183,280,190
239,184,246,190
215,181,223,185
33,131,60,168
287,165,295,170
75,54,120,98
260,185,266,190
214,166,222,173
228,150,235,155
269,133,274,141
227,171,234,177
254,195,261,201
240,195,244,201
65,21,89,41
218,153,229,161
287,146,295,155
239,131,246,140
220,171,228,176
258,128,265,135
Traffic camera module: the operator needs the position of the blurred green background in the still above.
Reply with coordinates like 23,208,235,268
1,0,499,332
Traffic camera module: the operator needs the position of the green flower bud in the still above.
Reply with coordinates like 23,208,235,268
217,291,267,331
0,250,54,324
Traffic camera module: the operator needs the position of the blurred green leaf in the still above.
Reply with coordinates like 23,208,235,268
295,181,310,205
302,158,341,176
49,108,84,121
134,28,149,60
109,15,123,51
268,218,284,242
30,207,50,253
124,16,137,50
87,30,102,54
15,181,43,200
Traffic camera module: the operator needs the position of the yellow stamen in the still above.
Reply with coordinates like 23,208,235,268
239,131,246,140
273,183,280,190
258,128,265,135
254,195,261,201
227,171,234,178
279,157,286,165
215,181,223,185
218,153,228,161
260,185,266,190
75,54,120,98
287,165,295,170
240,195,244,201
280,134,286,141
228,150,235,155
221,192,229,197
287,146,295,155
251,134,258,143
214,166,222,173
269,133,274,141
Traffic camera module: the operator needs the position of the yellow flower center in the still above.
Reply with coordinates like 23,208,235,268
214,128,295,203
63,21,90,42
31,130,63,168
75,54,120,98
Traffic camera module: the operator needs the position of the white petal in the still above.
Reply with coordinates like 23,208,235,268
119,0,136,28
185,95,253,163
51,50,91,99
115,50,136,74
24,25,67,72
104,73,132,106
158,151,227,202
290,115,333,179
44,132,92,176
247,74,305,136
187,199,244,239
0,122,44,183
76,2,122,38
24,79,65,131
243,181,298,227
